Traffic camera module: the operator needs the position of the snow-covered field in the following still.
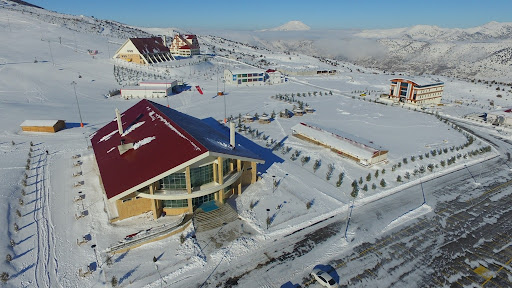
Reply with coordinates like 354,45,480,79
0,3,510,288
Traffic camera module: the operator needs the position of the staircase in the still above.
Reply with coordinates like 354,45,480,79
194,202,239,232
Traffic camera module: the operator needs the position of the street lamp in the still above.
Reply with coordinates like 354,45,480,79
266,209,270,230
71,81,84,127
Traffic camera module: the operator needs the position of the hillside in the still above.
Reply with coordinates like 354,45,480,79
211,22,512,82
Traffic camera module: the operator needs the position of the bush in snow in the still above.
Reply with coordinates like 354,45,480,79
374,170,379,178
358,177,363,185
382,169,386,174
13,223,19,232
1,272,9,283
371,183,377,190
301,156,310,166
362,184,368,192
111,276,118,287
396,175,402,182
404,172,411,180
403,158,408,164
5,254,12,262
180,234,186,244
380,179,387,187
306,201,312,210
11,141,14,146
16,210,21,217
10,239,15,247
366,173,371,182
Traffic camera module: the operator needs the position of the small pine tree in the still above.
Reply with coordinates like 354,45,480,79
358,177,363,185
371,183,377,190
180,234,186,244
366,173,371,182
380,179,386,187
381,169,385,174
362,184,368,192
6,254,12,262
111,276,118,287
396,175,402,182
375,170,379,178
306,201,312,209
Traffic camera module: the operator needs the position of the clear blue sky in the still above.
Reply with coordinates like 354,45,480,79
31,0,512,30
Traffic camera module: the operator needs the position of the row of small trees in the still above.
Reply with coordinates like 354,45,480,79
3,142,37,283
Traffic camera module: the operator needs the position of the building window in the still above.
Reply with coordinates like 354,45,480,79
222,158,230,175
190,164,214,187
160,172,186,190
192,193,215,207
162,199,188,208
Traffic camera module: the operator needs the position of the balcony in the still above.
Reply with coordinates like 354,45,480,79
135,168,243,200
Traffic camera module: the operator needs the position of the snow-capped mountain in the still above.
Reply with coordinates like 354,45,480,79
231,22,512,82
260,20,311,32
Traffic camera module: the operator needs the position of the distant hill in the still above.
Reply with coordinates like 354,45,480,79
260,21,311,32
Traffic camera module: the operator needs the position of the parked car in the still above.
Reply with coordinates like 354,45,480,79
311,268,338,288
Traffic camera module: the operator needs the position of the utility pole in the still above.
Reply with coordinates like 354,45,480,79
71,81,84,127
48,40,54,66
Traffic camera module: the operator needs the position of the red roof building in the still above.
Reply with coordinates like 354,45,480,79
91,99,263,221
169,34,200,57
113,37,175,65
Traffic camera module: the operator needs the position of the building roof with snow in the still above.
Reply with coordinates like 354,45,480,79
291,122,388,165
390,78,444,88
91,99,263,200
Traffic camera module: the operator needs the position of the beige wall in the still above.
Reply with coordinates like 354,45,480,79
117,53,146,64
115,193,153,220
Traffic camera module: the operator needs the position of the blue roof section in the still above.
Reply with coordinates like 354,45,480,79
152,101,264,162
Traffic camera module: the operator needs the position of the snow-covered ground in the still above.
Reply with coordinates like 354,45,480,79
0,3,510,288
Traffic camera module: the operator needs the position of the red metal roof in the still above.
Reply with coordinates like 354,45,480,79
129,37,169,55
91,99,263,199
91,99,206,199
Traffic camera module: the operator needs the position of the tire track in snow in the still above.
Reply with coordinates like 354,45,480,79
32,151,60,288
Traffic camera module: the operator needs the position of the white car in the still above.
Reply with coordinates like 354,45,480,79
311,268,338,288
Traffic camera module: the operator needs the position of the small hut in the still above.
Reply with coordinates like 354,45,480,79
243,114,254,123
259,113,271,124
305,106,315,114
20,120,66,133
293,108,305,116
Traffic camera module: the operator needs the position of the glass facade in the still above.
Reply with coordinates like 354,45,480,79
222,158,230,175
162,199,188,208
192,193,215,207
159,173,186,190
190,164,214,188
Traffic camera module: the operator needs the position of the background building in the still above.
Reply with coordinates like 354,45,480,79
20,120,66,133
169,34,200,57
224,69,265,86
91,99,264,221
291,122,388,166
389,78,444,106
113,37,175,65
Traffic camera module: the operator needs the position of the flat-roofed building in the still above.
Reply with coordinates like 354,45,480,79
389,78,444,106
291,122,388,166
224,69,265,86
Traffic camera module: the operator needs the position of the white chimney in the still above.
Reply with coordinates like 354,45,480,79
230,122,235,149
115,108,123,135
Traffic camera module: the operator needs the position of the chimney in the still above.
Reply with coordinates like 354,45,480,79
230,122,235,149
162,35,167,47
115,108,123,135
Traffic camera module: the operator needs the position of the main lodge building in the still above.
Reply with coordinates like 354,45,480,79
91,99,264,221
